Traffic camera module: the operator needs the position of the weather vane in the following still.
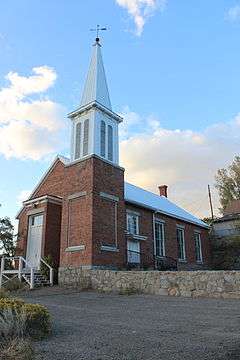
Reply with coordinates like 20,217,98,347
90,25,107,42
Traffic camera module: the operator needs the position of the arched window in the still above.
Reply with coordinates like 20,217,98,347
100,120,106,157
108,125,113,161
74,122,81,160
83,119,89,156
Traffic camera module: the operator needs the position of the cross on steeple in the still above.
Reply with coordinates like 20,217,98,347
90,25,107,43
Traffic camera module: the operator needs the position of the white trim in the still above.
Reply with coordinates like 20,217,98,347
66,153,125,171
194,232,203,263
125,232,147,241
101,245,119,252
177,227,186,261
65,245,85,252
176,224,185,229
126,212,139,235
23,195,62,206
68,191,87,200
68,100,123,123
126,209,141,216
154,220,166,257
100,192,119,202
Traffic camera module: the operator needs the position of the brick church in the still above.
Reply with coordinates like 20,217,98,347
16,37,210,272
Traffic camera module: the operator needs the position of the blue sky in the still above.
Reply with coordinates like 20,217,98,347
1,0,240,223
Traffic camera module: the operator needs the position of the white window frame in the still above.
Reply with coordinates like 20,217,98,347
74,121,82,160
107,124,113,161
83,119,89,156
194,231,203,263
177,227,186,261
154,221,165,257
100,120,106,157
127,212,139,235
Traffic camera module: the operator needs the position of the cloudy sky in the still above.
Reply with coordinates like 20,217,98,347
1,0,240,223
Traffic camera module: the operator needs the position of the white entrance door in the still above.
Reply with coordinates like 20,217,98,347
26,214,43,269
127,240,140,264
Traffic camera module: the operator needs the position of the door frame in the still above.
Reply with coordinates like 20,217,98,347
26,213,44,269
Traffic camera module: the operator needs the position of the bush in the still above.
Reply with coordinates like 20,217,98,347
0,298,51,339
0,288,9,299
0,338,34,360
0,308,26,340
4,278,27,292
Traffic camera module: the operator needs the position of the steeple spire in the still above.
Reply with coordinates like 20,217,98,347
69,36,122,165
80,37,112,109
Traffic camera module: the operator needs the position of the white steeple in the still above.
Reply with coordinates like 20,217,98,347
81,39,112,109
68,37,122,165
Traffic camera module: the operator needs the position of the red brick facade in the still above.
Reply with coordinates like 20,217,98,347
17,156,211,271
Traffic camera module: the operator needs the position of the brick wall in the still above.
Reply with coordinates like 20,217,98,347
125,203,211,269
17,156,211,271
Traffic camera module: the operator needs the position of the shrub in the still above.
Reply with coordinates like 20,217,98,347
4,278,27,292
0,338,34,360
0,308,26,340
0,298,51,339
24,303,51,339
0,288,9,299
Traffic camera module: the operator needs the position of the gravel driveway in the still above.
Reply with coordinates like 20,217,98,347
21,288,240,360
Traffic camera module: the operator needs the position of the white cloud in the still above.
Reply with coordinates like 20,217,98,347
17,190,31,205
226,5,240,22
0,66,65,160
120,108,240,218
115,0,167,36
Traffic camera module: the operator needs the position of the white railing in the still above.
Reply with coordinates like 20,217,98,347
40,258,54,287
0,256,54,289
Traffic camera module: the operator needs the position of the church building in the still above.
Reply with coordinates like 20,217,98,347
16,37,210,274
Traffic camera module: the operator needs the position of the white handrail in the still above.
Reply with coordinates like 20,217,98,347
40,258,54,286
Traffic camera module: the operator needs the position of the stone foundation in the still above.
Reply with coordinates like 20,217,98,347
58,268,240,299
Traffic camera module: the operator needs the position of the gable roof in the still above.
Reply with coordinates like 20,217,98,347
125,182,208,228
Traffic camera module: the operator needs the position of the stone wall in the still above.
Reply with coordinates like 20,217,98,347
59,268,240,299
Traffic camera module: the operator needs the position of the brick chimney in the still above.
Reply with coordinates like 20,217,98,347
158,185,168,198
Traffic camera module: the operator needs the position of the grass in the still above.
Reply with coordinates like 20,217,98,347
0,338,34,360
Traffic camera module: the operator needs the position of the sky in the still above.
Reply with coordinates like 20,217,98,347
1,0,240,225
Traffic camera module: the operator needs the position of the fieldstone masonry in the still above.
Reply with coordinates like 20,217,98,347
58,268,240,299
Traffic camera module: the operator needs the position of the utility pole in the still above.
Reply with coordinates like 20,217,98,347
208,184,214,221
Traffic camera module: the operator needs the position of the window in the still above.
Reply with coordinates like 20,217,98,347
31,214,43,227
108,125,113,161
74,122,81,159
100,120,106,157
194,232,203,263
155,221,165,257
83,119,89,156
127,213,139,235
177,227,186,261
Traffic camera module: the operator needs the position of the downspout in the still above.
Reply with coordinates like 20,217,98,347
152,212,158,268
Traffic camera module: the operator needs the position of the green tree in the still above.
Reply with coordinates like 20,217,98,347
215,156,240,213
0,217,15,256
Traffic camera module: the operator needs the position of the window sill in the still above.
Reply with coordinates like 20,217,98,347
178,259,187,263
65,245,85,252
196,261,203,265
101,245,119,252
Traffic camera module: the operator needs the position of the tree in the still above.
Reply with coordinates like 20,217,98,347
215,156,240,213
0,217,16,256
